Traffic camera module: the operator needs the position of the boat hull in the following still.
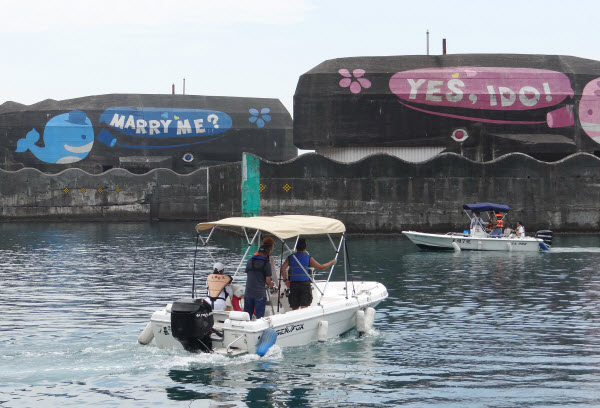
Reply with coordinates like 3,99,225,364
402,231,544,252
148,281,388,354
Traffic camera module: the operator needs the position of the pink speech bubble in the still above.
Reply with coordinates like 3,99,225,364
389,67,574,111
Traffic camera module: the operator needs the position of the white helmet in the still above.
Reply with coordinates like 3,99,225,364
213,262,225,273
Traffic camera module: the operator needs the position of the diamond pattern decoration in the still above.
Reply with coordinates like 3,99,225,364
283,183,291,192
259,183,266,193
80,188,86,194
116,187,121,193
63,188,69,194
97,188,103,194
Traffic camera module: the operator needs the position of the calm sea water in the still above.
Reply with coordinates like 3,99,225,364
1,222,600,407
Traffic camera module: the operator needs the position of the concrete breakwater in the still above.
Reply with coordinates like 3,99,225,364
1,152,599,233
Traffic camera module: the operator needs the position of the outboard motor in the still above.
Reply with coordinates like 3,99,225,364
170,298,214,352
536,230,553,247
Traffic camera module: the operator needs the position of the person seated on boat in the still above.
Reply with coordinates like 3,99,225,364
280,238,337,310
516,221,526,237
244,244,275,319
205,262,233,311
490,212,504,237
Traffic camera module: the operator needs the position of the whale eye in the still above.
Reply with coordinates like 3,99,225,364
81,134,86,139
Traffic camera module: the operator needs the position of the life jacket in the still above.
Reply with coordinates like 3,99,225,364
288,252,311,282
495,213,504,228
246,253,270,279
207,273,233,301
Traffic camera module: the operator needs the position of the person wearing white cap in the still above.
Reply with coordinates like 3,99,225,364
205,262,233,310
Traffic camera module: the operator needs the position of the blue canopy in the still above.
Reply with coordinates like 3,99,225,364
463,202,510,213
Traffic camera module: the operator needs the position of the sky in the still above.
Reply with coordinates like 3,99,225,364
2,0,600,115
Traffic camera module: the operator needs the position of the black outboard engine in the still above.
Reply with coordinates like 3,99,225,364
170,298,214,352
535,230,553,247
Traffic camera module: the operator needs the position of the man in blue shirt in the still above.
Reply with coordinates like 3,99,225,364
280,238,337,310
243,243,275,319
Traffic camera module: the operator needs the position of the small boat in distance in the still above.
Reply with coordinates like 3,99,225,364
403,203,553,252
138,215,388,356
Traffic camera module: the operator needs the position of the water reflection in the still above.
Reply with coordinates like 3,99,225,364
2,225,600,407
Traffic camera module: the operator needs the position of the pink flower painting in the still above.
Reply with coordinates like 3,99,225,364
339,69,372,94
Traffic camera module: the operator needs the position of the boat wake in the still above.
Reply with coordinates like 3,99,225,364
549,247,600,253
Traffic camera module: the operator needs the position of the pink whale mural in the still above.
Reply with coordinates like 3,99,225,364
579,78,600,145
389,67,576,127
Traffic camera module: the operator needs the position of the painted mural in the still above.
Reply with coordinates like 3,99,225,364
97,107,233,150
294,54,600,161
0,94,296,173
15,111,94,164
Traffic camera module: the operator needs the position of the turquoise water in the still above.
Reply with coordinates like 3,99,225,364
1,223,600,407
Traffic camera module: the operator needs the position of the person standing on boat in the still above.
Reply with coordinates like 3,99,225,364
243,244,275,319
205,262,233,311
491,212,504,237
280,238,337,310
470,212,486,230
262,236,278,282
516,221,526,237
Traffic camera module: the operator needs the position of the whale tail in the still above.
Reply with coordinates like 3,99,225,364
15,129,40,152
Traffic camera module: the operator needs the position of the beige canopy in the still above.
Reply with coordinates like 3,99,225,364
195,215,346,240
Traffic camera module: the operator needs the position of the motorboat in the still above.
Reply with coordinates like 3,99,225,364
138,215,388,356
403,203,553,252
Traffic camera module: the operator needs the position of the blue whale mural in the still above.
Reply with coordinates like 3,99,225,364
15,111,94,164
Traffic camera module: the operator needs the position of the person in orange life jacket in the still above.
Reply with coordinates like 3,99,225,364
491,212,504,237
205,262,233,311
244,244,275,319
280,238,337,310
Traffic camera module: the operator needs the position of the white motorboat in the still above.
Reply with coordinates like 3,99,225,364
138,215,388,356
403,203,553,252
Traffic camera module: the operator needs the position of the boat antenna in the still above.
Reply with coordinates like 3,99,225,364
192,232,200,298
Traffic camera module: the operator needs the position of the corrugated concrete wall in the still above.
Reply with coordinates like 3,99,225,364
0,162,243,221
2,152,599,233
254,152,600,233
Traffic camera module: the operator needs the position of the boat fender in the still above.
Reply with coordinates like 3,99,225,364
228,311,250,321
256,328,277,356
506,242,512,252
232,287,244,311
452,242,461,252
539,241,550,251
138,321,154,345
317,320,328,342
356,309,366,333
364,307,376,331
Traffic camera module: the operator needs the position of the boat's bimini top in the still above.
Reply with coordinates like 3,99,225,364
195,215,346,239
463,202,510,213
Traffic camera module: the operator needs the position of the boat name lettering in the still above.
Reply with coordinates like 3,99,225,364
453,238,471,244
510,242,528,246
196,312,211,318
276,323,305,336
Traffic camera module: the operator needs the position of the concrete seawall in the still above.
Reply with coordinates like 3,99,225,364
254,152,600,233
1,152,599,233
0,162,241,221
